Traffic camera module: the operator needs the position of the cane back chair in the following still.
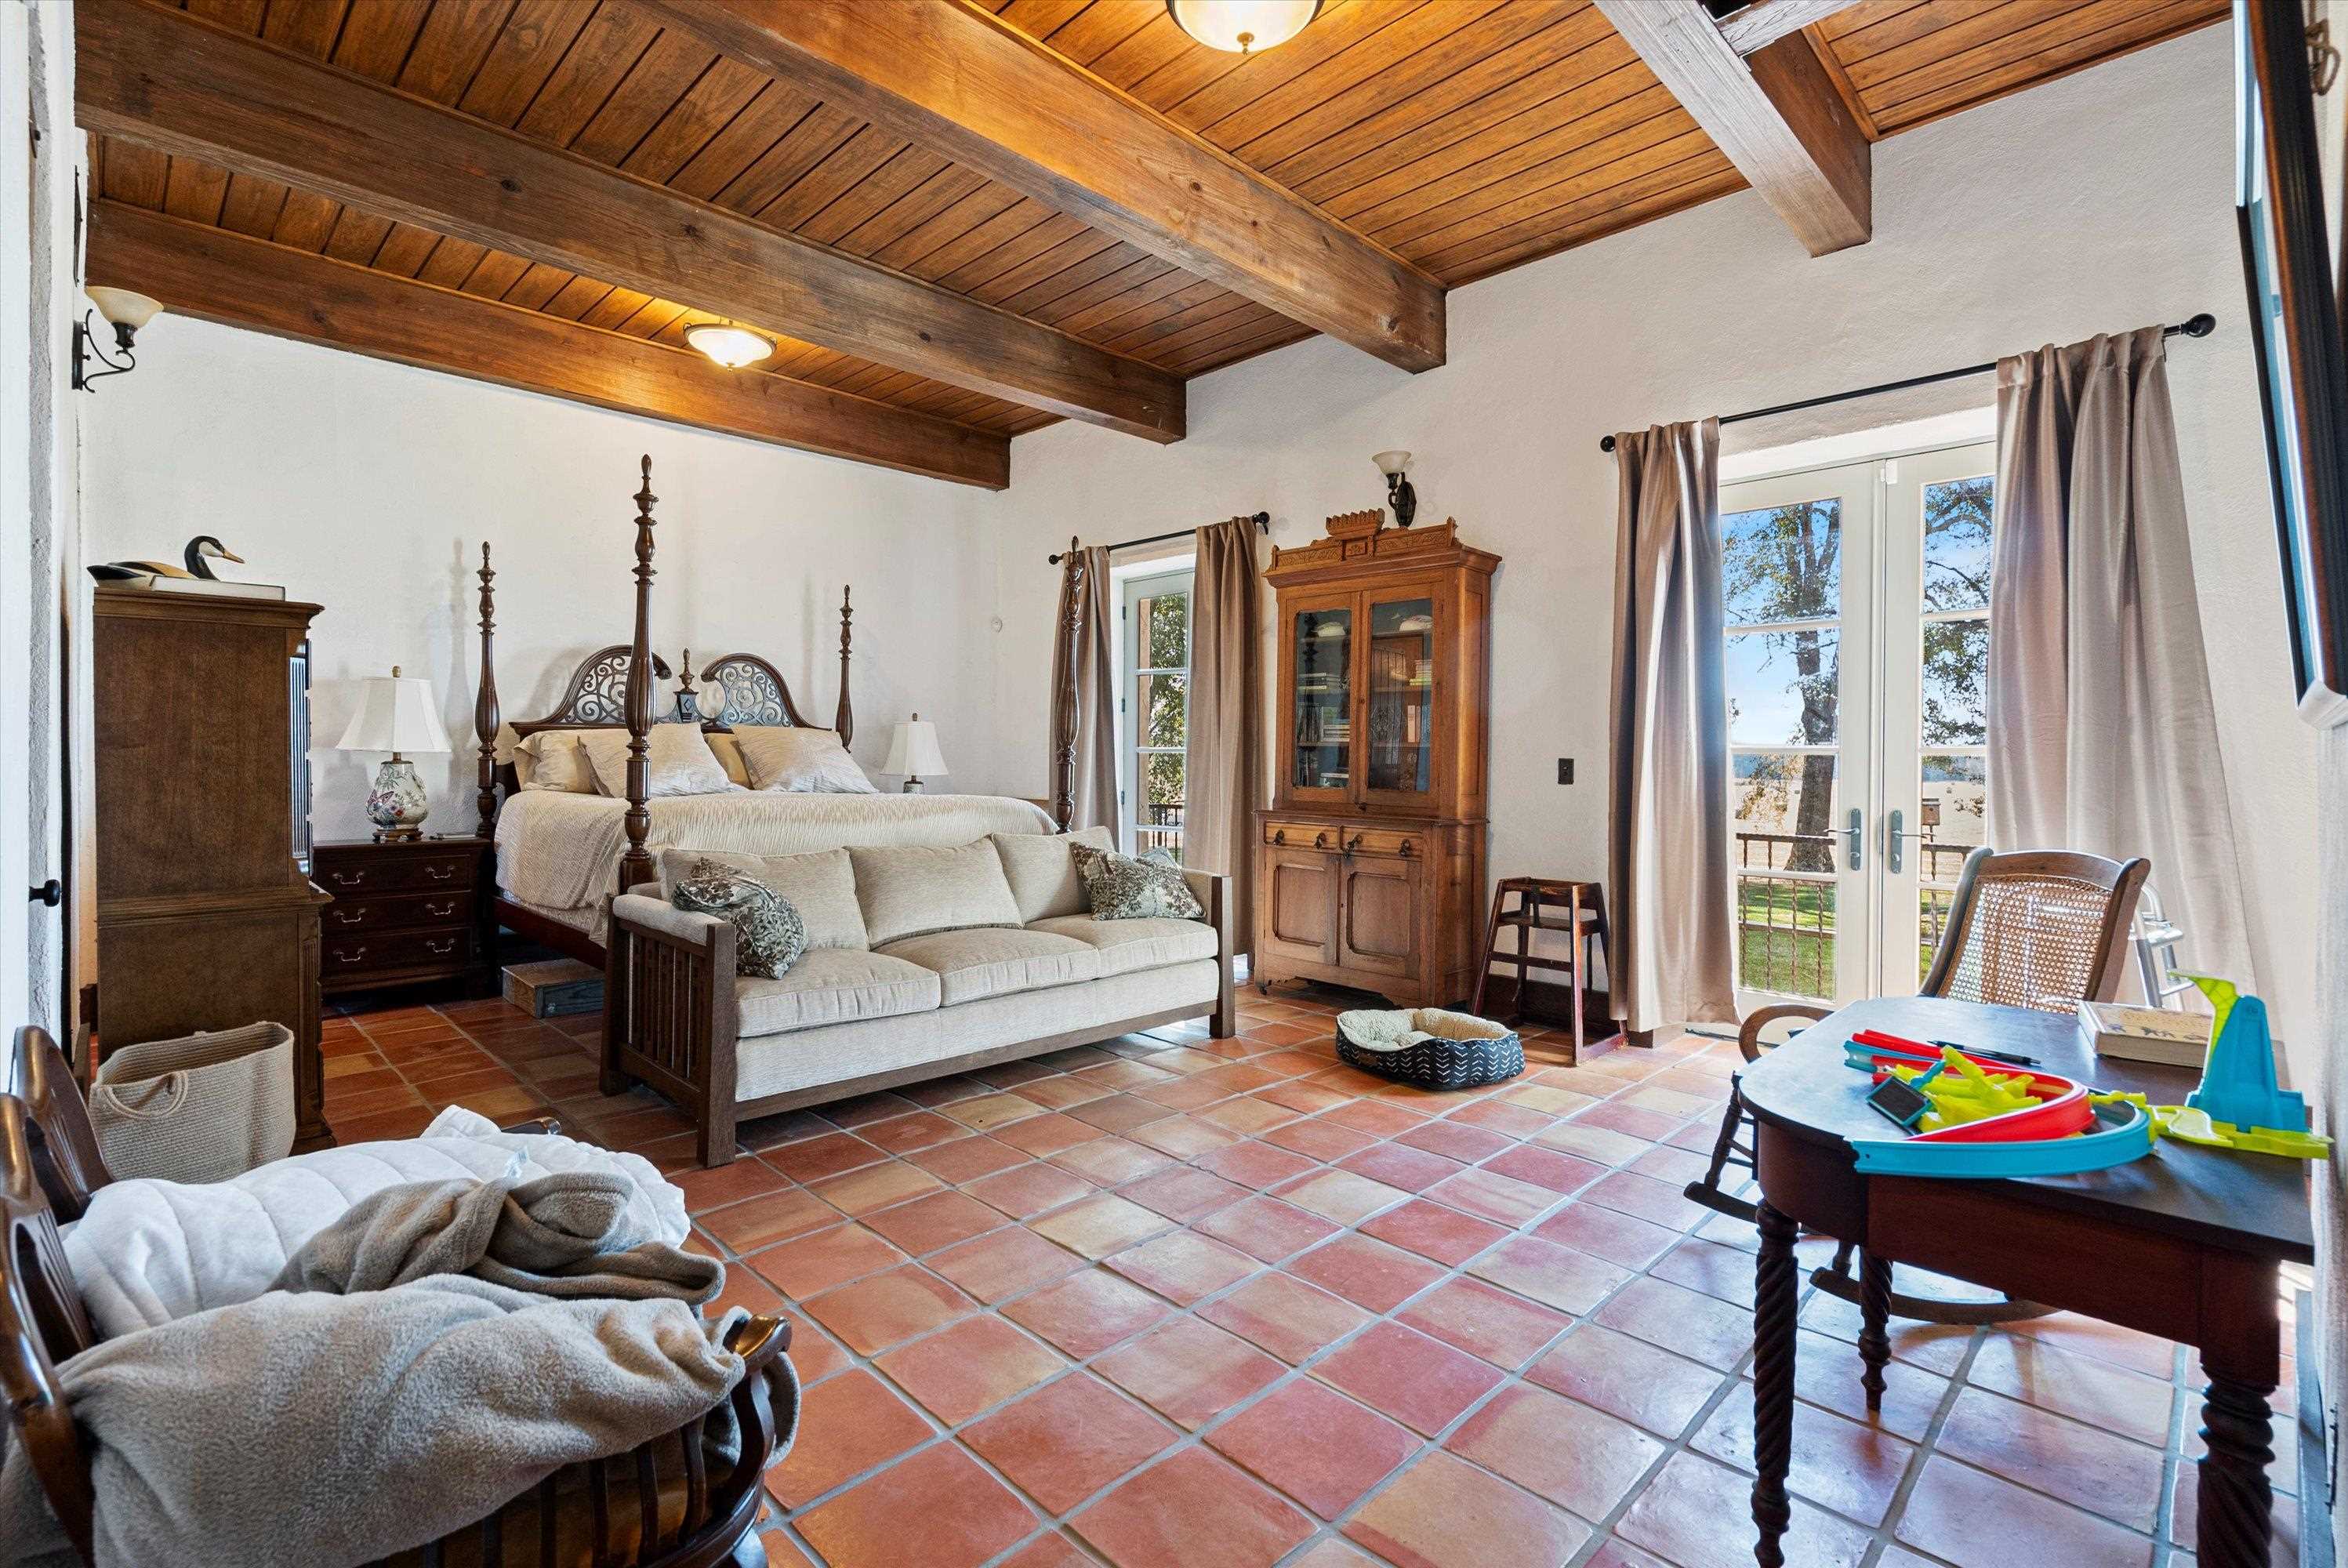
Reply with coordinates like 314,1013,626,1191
2,1025,793,1568
1692,848,2150,1328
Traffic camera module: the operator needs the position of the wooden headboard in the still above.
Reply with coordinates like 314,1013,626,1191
471,455,855,894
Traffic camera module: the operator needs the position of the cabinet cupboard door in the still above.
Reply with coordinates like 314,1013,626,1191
1283,593,1355,805
1261,849,1339,966
1361,583,1441,808
1339,855,1422,981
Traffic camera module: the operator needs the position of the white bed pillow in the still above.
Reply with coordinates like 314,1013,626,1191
733,726,878,793
579,724,735,799
516,729,599,793
991,826,1116,924
63,1107,687,1339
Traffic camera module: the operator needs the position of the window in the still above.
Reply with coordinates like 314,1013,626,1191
1120,568,1192,858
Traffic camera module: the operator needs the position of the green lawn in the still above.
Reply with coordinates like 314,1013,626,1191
1737,878,1834,998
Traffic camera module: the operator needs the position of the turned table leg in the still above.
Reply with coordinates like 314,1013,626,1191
1857,1250,1891,1414
2197,1376,2277,1567
1751,1200,1798,1568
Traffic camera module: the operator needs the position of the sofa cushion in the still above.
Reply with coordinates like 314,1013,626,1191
989,826,1116,924
1026,914,1218,978
1072,842,1204,920
876,927,1101,1006
670,858,806,979
736,949,941,1038
850,840,1022,946
658,847,868,950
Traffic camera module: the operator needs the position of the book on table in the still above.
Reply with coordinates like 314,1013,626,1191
2076,1000,2211,1068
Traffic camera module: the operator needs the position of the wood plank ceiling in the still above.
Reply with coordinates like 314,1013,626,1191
84,0,2226,487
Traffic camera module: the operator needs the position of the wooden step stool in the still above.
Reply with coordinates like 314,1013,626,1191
1470,877,1610,1056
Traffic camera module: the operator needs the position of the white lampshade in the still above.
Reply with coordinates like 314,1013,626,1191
1372,449,1412,477
87,285,164,331
1166,0,1320,53
336,667,452,755
884,714,948,778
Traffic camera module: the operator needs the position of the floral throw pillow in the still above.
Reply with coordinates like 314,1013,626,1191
671,857,807,978
1072,843,1203,921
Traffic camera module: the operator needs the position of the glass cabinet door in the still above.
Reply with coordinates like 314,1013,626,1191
1289,600,1354,796
1364,592,1436,797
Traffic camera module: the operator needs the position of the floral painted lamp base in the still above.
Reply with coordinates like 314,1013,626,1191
365,755,430,841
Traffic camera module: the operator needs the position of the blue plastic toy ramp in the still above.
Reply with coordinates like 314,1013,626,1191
2180,976,2309,1135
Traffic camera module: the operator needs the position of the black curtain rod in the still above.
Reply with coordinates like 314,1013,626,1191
1047,511,1269,565
1596,313,2218,454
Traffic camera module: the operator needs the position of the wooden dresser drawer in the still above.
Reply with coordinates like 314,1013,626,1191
321,890,473,935
1261,820,1425,859
313,848,475,896
323,926,473,978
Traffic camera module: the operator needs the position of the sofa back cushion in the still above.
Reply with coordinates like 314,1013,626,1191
657,846,868,950
989,826,1116,924
850,839,1022,947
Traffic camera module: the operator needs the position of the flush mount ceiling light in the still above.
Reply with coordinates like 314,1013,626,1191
684,320,775,369
1165,0,1321,53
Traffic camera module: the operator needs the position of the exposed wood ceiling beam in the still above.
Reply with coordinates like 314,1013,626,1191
1595,0,1871,256
89,201,1011,488
1717,0,1870,56
74,0,1179,443
629,0,1447,375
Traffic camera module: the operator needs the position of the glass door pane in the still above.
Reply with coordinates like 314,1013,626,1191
1290,601,1354,796
1719,460,1878,1011
1364,593,1435,797
1121,570,1192,858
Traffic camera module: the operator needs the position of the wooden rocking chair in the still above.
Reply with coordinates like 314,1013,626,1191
2,1025,793,1568
1687,847,2150,1327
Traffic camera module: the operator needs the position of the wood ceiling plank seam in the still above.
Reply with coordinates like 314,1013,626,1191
1081,275,1232,341
748,123,912,234
846,368,929,404
393,0,523,105
413,234,489,290
794,144,956,248
1391,123,1723,264
256,0,350,60
992,240,1159,318
454,0,601,126
666,82,824,202
1114,19,1254,107
828,361,915,399
1867,0,2223,129
833,165,994,260
612,296,692,339
1831,0,2032,67
1174,320,1317,376
1083,14,1199,91
615,56,774,184
1166,321,1311,375
646,307,709,348
158,153,234,227
995,0,1098,43
1044,260,1196,337
1155,0,1435,127
933,211,1101,293
499,259,579,312
709,101,863,216
320,205,395,265
1409,141,1735,273
1032,0,1164,67
222,173,295,238
99,137,169,206
565,29,721,165
183,0,268,32
1261,6,1620,193
574,281,652,330
1443,162,1748,284
1316,54,1662,221
1155,303,1294,366
510,2,663,147
1029,255,1181,329
898,194,1064,281
1122,297,1274,358
869,183,1029,273
1812,0,1935,49
540,274,623,321
1195,0,1515,155
371,224,447,279
268,189,343,252
1844,0,2107,93
1101,291,1261,355
458,249,535,299
335,0,439,86
964,230,1129,308
1347,82,1692,240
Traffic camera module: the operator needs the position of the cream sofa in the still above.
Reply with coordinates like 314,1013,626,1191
602,829,1234,1166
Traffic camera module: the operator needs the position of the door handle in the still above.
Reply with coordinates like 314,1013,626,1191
1887,808,1907,875
27,880,60,908
1841,809,1863,872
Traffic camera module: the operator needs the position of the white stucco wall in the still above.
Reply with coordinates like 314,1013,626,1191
82,328,995,844
978,23,2324,1065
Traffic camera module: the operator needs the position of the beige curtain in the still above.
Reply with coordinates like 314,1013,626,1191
1182,517,1261,956
1049,546,1118,839
1987,328,2253,989
1607,419,1737,1035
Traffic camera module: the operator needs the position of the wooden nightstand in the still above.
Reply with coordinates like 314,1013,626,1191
312,836,498,997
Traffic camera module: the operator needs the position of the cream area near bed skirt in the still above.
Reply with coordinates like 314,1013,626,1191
495,789,1058,928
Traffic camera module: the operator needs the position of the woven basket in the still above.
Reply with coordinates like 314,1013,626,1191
1336,1007,1524,1091
90,1022,297,1184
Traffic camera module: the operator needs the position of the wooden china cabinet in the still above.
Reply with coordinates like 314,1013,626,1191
1254,510,1498,1007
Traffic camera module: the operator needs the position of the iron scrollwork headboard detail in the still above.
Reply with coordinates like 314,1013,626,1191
539,644,677,726
701,653,804,729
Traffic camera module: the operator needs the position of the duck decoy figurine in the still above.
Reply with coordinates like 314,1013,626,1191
89,535,245,583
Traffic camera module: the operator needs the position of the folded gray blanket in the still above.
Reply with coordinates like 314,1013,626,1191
273,1171,722,1306
0,1276,748,1568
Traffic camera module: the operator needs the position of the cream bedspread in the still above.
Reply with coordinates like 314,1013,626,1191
496,789,1056,923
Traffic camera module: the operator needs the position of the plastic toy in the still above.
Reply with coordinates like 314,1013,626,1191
2167,974,2330,1159
1842,1034,2155,1178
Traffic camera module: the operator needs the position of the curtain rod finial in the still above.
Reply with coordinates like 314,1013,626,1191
2179,312,2217,339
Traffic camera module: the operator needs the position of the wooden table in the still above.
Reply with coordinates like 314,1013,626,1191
1739,995,2314,1568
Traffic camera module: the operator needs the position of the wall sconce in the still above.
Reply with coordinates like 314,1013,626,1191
1373,449,1417,528
74,286,163,393
1165,0,1321,53
684,318,775,369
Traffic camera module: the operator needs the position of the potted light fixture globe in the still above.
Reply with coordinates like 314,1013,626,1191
1164,0,1321,53
685,319,776,369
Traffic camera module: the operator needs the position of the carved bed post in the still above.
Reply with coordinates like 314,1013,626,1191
474,543,499,838
834,586,854,746
620,456,659,894
1050,544,1084,832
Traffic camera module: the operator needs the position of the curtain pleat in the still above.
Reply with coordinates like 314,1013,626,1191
1182,518,1261,956
1049,546,1120,840
1607,419,1737,1033
1987,326,2254,992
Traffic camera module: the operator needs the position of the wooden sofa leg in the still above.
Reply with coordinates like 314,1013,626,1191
600,910,637,1097
1209,875,1236,1039
699,1098,739,1169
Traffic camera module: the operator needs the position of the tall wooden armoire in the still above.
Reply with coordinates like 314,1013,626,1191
92,586,332,1148
1254,511,1499,1007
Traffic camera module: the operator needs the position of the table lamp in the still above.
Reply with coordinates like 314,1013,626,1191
336,665,452,840
884,713,947,793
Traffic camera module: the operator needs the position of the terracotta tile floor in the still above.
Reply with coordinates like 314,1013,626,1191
322,989,2309,1568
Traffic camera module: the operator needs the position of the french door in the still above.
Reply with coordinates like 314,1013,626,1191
1119,568,1193,858
1722,441,1996,1012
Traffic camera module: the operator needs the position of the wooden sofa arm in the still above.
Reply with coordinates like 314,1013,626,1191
1181,871,1237,1040
604,895,741,1168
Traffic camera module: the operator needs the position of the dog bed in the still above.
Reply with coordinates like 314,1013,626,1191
1336,1007,1524,1091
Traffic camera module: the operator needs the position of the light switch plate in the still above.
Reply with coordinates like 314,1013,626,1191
1557,758,1573,785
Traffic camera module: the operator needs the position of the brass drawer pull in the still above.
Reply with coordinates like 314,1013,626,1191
424,899,456,917
1313,832,1328,849
426,866,456,881
1273,829,1287,845
328,870,366,887
335,946,365,964
332,909,364,925
1346,833,1365,852
1398,840,1414,858
425,938,456,956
